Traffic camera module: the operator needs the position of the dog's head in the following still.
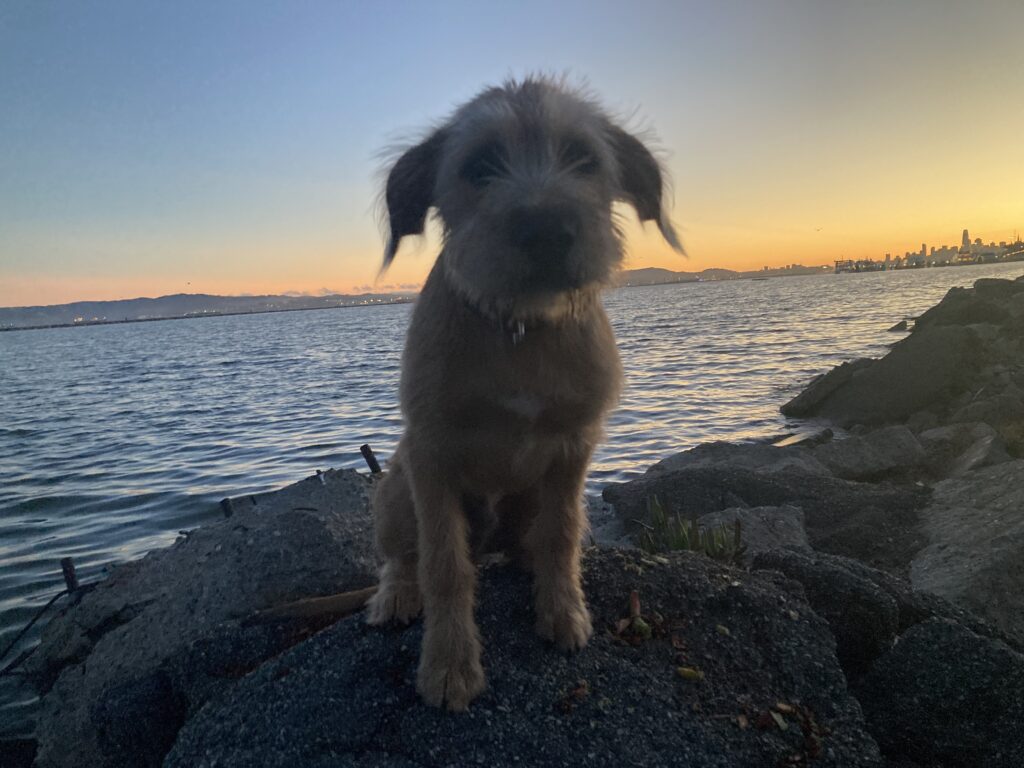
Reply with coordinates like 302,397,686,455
381,77,681,310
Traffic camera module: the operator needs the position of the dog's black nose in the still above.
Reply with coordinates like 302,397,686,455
507,206,577,261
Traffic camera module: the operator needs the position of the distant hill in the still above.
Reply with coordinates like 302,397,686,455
0,292,416,330
616,268,702,286
1,264,830,330
616,264,827,287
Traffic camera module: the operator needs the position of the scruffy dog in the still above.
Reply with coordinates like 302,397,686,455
367,77,681,711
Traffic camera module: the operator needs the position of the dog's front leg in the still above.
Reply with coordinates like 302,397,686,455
410,460,485,711
525,443,594,651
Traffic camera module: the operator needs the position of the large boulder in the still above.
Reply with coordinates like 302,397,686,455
778,358,873,419
166,548,884,768
858,618,1024,768
918,421,1011,477
809,426,926,481
603,464,929,576
948,384,1024,452
696,505,811,563
647,440,830,476
910,460,1024,640
751,550,899,678
781,325,987,427
753,548,1015,651
29,469,377,768
913,284,1013,330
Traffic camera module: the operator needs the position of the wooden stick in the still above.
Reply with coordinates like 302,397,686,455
60,557,79,593
243,586,378,627
360,444,382,474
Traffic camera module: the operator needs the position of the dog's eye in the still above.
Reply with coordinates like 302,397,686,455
562,140,600,175
461,144,506,188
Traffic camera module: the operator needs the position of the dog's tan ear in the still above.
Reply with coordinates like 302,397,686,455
382,129,448,271
609,127,683,253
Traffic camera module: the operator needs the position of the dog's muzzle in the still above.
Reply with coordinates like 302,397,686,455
507,206,579,290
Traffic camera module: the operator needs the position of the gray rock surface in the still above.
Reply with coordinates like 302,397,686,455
603,464,929,576
910,460,1024,640
751,550,899,677
949,385,1024,440
167,548,884,768
585,494,634,549
696,505,810,562
810,426,926,481
28,469,376,768
858,618,1024,768
780,358,874,419
918,421,1010,477
914,284,1015,329
783,277,1024,445
755,548,1020,647
781,324,986,427
648,440,830,476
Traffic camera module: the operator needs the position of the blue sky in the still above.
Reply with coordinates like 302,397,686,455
2,0,1022,305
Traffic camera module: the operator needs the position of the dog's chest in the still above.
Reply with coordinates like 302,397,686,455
488,357,613,433
500,392,546,422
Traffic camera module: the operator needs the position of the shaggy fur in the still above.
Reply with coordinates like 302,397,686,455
367,77,681,711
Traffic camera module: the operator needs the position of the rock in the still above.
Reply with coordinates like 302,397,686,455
772,427,833,448
604,465,929,576
646,440,830,476
810,426,926,481
973,276,1024,301
754,548,1020,650
904,410,938,433
918,421,1011,477
858,618,1024,768
781,325,986,427
887,320,907,332
751,550,898,677
29,469,377,768
780,358,873,418
910,460,1024,641
949,385,1024,431
585,494,634,548
696,505,810,563
914,285,1012,330
946,432,1011,476
166,549,884,768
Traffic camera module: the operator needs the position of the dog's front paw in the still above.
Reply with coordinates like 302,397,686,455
536,596,593,652
365,578,422,626
417,645,486,711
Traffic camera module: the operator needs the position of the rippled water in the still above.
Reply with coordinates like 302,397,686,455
2,261,1023,735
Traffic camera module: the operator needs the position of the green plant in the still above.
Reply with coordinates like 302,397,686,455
637,496,747,565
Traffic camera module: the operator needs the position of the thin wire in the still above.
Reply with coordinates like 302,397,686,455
0,589,68,676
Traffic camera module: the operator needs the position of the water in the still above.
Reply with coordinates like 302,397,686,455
2,261,1022,735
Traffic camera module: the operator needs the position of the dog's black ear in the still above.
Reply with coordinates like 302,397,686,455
609,126,683,253
382,129,448,271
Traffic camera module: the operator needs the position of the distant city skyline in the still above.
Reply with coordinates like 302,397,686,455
2,1,1023,307
880,227,1023,267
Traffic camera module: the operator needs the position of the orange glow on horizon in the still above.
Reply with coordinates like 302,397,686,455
4,215,1023,308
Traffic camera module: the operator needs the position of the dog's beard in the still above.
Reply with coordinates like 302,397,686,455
439,251,606,328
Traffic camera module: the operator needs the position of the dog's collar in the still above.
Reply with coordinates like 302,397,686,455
467,297,553,346
444,271,596,345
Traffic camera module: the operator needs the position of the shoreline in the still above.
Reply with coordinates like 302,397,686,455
6,273,1024,767
5,258,1023,332
0,297,416,334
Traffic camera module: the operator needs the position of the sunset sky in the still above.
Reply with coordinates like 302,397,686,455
2,0,1022,307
